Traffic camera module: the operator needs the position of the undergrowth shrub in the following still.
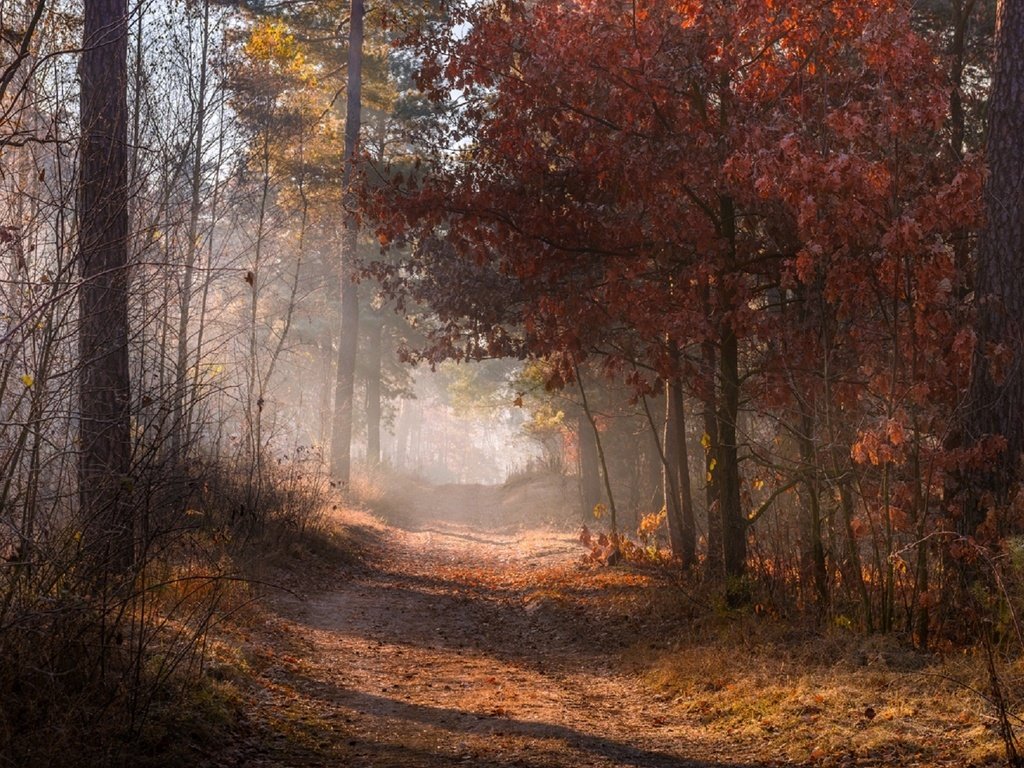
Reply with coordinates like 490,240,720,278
0,451,336,767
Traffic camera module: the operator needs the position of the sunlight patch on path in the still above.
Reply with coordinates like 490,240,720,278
244,506,778,768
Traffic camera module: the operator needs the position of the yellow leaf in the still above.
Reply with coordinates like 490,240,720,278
709,458,717,472
20,374,33,388
700,432,711,452
753,478,765,490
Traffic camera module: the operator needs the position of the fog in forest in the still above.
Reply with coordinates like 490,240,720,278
4,0,1024,764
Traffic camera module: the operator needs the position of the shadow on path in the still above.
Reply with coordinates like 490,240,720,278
274,668,779,768
247,487,774,768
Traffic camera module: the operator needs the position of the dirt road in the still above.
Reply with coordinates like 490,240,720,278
215,480,781,768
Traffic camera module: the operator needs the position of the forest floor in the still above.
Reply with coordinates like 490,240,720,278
196,476,1007,768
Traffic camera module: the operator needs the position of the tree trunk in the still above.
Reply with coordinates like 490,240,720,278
963,0,1024,526
663,384,683,554
171,0,211,462
187,91,228,445
329,0,364,484
365,311,383,466
797,405,828,612
702,339,722,578
578,410,601,519
78,0,132,570
719,323,745,583
718,191,745,586
331,245,360,483
576,368,617,536
665,376,696,566
244,136,271,510
318,329,334,448
948,0,975,162
838,474,873,631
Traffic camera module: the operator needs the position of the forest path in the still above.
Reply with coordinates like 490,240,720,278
231,482,781,768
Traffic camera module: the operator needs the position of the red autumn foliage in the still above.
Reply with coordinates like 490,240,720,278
370,0,988,629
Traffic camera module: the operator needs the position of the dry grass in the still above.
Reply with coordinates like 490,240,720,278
347,469,1016,766
0,454,374,768
638,613,1011,766
118,493,379,767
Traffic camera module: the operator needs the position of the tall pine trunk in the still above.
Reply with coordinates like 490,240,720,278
78,0,132,570
963,0,1024,525
330,0,364,483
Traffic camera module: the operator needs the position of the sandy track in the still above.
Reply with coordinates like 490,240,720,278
225,486,781,768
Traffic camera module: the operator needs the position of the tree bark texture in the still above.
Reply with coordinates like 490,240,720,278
330,0,364,483
965,0,1024,524
78,0,132,569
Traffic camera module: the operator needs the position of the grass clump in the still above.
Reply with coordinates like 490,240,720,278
641,616,1008,766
